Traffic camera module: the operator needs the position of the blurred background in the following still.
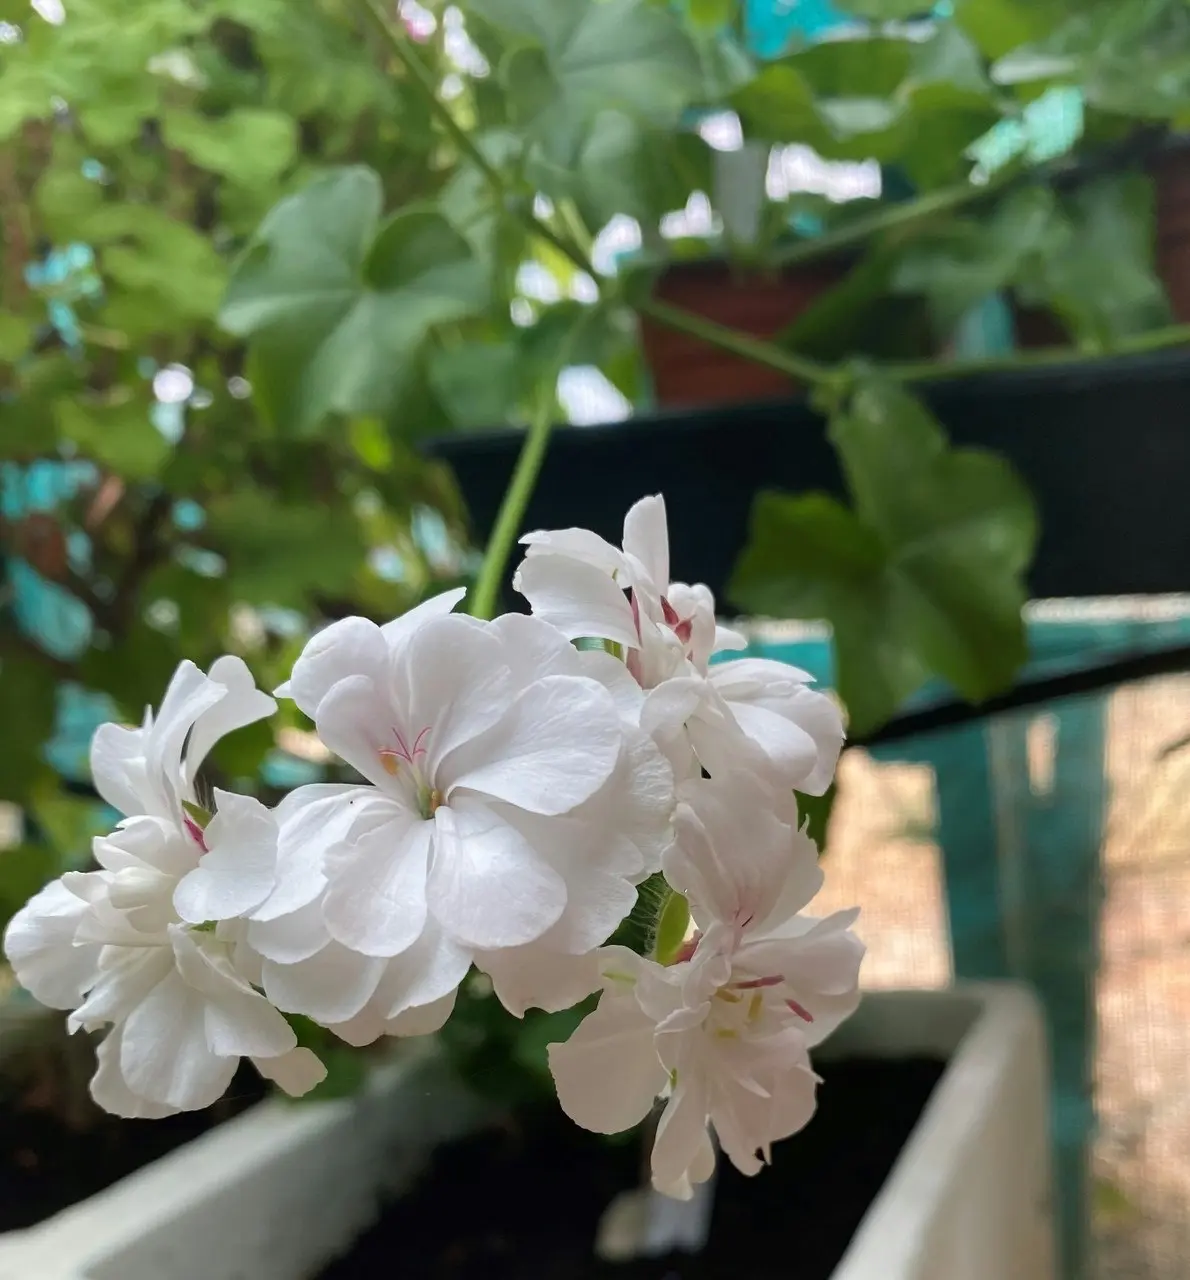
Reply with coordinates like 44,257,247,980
3,0,1190,1276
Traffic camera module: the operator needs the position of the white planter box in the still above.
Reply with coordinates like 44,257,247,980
0,984,1053,1280
822,984,1054,1280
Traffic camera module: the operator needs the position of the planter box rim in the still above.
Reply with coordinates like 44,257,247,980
0,985,1051,1280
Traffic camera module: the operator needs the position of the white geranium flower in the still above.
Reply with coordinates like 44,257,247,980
514,495,844,794
3,658,326,1116
549,769,863,1200
267,596,674,1032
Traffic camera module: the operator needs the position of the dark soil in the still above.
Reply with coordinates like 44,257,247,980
0,1049,266,1233
318,1056,946,1280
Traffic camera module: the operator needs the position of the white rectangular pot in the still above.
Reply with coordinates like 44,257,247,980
0,984,1053,1280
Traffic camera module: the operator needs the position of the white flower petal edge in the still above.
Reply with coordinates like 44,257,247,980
514,494,845,793
269,607,675,1026
551,767,863,1200
3,658,328,1115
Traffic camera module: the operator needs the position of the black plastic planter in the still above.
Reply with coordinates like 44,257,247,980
428,349,1190,608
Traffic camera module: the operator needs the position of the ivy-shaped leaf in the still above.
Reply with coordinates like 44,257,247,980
730,378,1037,736
162,108,298,187
220,168,488,435
470,0,704,161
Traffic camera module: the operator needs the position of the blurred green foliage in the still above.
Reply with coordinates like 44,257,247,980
0,0,1186,1060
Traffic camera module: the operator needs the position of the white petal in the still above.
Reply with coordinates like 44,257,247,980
253,1047,327,1097
477,946,601,1018
248,900,329,964
379,586,467,647
286,616,388,719
68,946,173,1033
253,784,379,922
369,920,473,1019
93,814,193,877
262,940,386,1023
710,661,844,796
651,1083,714,1200
622,494,670,595
91,1028,180,1119
641,676,706,741
88,722,152,818
514,555,639,648
322,817,431,957
548,995,666,1134
119,970,238,1111
427,798,566,949
174,790,278,924
3,878,102,1009
712,625,748,654
171,929,297,1060
667,771,808,929
392,615,512,777
487,612,583,685
383,991,457,1037
185,655,276,776
444,676,621,816
147,660,229,801
312,675,403,789
519,527,625,575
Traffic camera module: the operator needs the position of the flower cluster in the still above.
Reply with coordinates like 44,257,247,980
5,495,862,1196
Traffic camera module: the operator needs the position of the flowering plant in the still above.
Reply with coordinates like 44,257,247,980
5,494,862,1200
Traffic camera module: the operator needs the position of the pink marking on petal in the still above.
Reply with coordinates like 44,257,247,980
184,816,208,853
661,596,681,627
674,618,694,646
734,975,784,991
630,590,643,642
786,999,815,1023
671,931,703,965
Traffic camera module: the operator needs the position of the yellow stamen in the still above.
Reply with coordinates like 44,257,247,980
748,992,763,1022
715,1028,738,1040
714,987,742,1003
379,752,400,777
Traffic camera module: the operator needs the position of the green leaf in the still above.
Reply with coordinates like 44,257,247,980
687,0,736,29
206,488,366,608
348,417,395,472
653,889,691,964
892,186,1060,332
427,341,521,429
54,397,172,480
80,205,228,324
34,167,106,240
0,313,33,362
955,0,1071,60
162,108,298,186
797,783,836,854
730,379,1037,735
0,653,57,802
472,0,704,158
220,169,488,434
835,0,932,17
1017,175,1171,344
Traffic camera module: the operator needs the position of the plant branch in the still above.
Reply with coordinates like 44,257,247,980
358,0,506,194
637,296,836,387
467,401,554,621
888,323,1190,385
770,177,1007,271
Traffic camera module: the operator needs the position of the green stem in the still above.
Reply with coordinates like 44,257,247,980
638,296,836,387
769,177,1006,271
468,404,554,621
358,0,506,194
889,322,1190,385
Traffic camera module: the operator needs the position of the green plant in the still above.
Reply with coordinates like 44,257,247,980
2,0,1189,1095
